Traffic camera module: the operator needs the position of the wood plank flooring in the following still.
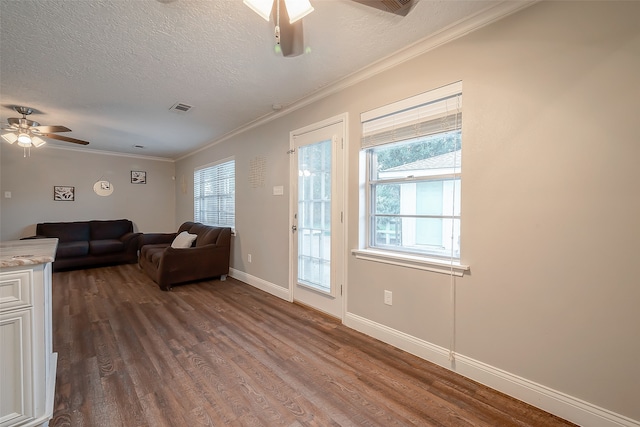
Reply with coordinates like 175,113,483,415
50,264,576,427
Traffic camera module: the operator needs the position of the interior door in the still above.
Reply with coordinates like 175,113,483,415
290,117,345,319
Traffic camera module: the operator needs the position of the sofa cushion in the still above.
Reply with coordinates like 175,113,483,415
56,241,90,258
171,231,197,248
90,219,133,240
140,245,167,268
90,239,125,255
188,223,221,246
37,222,90,243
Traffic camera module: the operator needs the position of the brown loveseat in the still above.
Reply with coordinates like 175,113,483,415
28,219,141,272
138,222,232,291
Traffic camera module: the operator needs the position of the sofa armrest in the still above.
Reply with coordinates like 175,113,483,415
120,232,141,244
118,232,142,254
139,232,177,248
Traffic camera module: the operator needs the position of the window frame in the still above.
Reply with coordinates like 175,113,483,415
366,143,462,260
194,157,236,230
353,82,469,276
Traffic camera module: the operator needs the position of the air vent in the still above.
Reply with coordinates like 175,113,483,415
382,0,412,12
353,0,414,15
169,102,193,113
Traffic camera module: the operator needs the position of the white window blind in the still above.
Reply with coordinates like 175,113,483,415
361,81,463,148
194,158,235,228
359,81,463,261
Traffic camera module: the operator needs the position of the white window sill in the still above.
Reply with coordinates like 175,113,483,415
351,249,469,277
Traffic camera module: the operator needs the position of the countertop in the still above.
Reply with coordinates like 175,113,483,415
0,238,58,268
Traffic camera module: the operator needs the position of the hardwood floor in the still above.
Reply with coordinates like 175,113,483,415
50,264,576,427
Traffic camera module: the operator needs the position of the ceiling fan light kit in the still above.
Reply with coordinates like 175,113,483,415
245,0,413,58
244,0,313,24
31,136,47,147
2,132,18,144
282,0,314,23
2,105,90,156
243,0,273,21
18,133,32,145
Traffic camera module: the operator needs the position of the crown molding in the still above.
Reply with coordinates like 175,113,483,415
178,0,537,162
47,143,174,162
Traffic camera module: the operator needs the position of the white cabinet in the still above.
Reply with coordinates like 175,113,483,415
0,261,57,427
1,308,34,426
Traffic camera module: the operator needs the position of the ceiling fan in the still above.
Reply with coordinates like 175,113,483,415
1,106,90,150
245,0,415,57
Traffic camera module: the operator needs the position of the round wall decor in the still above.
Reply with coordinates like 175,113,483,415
93,180,114,196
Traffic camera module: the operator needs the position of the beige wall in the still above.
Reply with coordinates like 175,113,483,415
176,2,640,423
175,119,293,288
1,1,637,423
348,2,640,421
0,146,176,240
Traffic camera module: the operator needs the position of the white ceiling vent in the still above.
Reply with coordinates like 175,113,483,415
169,102,193,113
352,0,414,15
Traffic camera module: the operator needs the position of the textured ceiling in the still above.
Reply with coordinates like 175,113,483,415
1,0,500,159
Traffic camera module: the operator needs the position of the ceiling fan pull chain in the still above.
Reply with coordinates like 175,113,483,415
274,0,282,54
275,0,281,45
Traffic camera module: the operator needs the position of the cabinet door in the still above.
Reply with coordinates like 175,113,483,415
0,270,32,311
0,309,34,427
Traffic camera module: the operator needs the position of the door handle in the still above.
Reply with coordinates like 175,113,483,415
292,225,297,233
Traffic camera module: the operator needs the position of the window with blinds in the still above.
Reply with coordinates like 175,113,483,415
194,158,235,229
361,81,462,260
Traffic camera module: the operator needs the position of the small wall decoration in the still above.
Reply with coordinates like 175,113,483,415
93,180,114,196
131,170,146,184
54,186,75,201
249,156,266,188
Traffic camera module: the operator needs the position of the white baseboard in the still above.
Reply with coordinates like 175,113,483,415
344,312,639,427
223,271,637,427
229,268,291,301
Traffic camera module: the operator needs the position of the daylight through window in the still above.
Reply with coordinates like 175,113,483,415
194,158,235,229
361,82,462,260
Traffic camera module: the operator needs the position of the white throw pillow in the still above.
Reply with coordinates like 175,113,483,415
171,231,197,248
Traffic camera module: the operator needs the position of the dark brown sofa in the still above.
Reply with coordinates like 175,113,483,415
138,221,232,291
28,219,141,272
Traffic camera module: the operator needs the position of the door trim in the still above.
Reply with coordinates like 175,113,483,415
288,113,348,321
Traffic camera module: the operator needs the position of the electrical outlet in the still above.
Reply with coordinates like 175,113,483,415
248,254,252,263
384,290,392,306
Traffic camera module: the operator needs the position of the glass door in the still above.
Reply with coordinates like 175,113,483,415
290,118,344,318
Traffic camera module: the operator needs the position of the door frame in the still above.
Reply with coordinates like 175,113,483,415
288,113,348,320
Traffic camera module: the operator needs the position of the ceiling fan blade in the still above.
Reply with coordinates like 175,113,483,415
8,117,40,128
40,133,90,145
351,0,415,16
277,0,305,57
33,125,72,133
